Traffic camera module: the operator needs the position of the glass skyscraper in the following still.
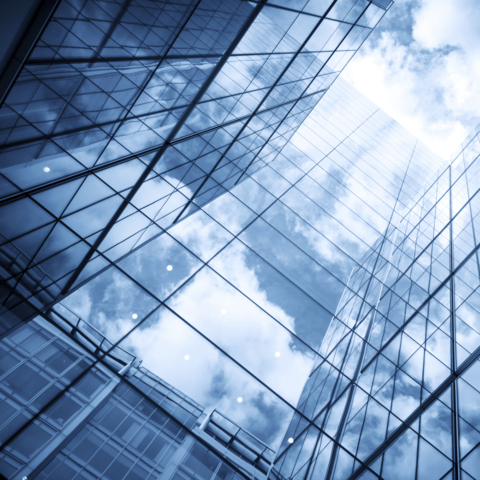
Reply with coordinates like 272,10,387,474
3,1,479,480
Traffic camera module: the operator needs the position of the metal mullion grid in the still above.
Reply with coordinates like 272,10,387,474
0,0,209,202
248,0,380,24
234,203,376,307
2,0,197,152
1,214,84,301
3,93,330,314
0,80,373,474
273,319,427,480
4,155,191,301
346,333,480,479
261,109,403,362
0,280,252,480
324,234,394,479
39,110,388,445
1,154,160,302
0,85,325,212
239,128,395,287
232,16,377,188
16,247,369,480
272,198,379,294
6,50,326,151
349,128,414,175
314,266,403,373
450,165,461,480
359,185,480,375
77,396,177,477
323,140,418,480
0,89,186,153
51,0,268,295
45,0,195,66
3,0,207,149
171,0,351,222
223,105,397,316
41,177,330,367
390,164,452,258
346,175,480,480
0,331,90,435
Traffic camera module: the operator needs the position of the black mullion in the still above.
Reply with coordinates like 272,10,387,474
327,140,418,480
58,0,266,295
463,171,480,280
0,0,62,107
0,87,326,209
88,0,133,67
450,165,461,480
171,0,347,224
25,50,326,66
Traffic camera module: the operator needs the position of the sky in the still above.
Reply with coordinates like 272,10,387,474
341,0,480,160
58,78,432,452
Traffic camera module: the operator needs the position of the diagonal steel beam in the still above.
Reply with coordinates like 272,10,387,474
60,0,267,296
0,0,61,107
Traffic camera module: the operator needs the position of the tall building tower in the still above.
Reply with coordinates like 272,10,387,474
0,0,389,319
270,119,480,480
5,1,478,480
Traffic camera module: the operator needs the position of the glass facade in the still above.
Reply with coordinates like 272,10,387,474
0,312,272,480
8,1,480,480
0,0,388,317
268,103,480,479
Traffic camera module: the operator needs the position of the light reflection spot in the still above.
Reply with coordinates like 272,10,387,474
132,314,138,320
275,352,281,357
167,265,173,271
288,438,294,444
237,397,243,403
43,167,50,172
221,309,227,315
184,355,190,360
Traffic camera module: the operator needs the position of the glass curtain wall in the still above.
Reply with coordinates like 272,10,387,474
270,110,480,479
0,0,389,326
35,77,441,471
0,313,261,480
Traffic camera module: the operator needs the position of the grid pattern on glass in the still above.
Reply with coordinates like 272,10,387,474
0,66,448,479
0,316,115,477
267,107,480,479
0,0,388,315
35,382,192,480
38,76,442,467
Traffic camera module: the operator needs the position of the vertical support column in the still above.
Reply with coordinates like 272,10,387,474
449,165,460,480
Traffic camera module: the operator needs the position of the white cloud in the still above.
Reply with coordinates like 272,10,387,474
61,209,317,449
119,255,314,448
341,0,480,160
